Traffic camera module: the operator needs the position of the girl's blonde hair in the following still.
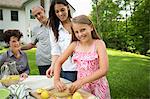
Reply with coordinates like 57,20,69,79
71,15,101,42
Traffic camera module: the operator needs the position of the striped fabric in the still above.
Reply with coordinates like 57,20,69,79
8,84,31,99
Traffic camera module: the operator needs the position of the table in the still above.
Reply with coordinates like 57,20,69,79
0,75,70,89
0,75,97,99
21,75,71,90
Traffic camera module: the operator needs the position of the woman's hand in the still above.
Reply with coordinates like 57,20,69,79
69,79,84,93
46,66,54,78
54,80,67,92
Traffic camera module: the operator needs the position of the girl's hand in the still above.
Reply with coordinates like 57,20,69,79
54,80,67,92
69,79,83,93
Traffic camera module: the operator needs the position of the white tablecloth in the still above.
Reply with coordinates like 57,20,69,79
0,75,97,99
21,75,71,90
0,75,70,89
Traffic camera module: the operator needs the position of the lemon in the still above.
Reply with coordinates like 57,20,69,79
72,92,83,99
10,75,20,80
41,90,50,99
67,96,72,99
36,88,44,94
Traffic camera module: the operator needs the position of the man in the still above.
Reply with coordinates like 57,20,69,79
22,6,51,75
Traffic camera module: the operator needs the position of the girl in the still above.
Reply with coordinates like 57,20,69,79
46,0,77,82
0,30,30,78
54,15,111,99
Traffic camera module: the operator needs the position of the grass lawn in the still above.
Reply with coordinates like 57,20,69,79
107,49,150,98
0,48,150,98
25,48,39,75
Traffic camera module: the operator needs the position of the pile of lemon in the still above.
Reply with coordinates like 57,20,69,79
36,88,50,99
36,88,83,99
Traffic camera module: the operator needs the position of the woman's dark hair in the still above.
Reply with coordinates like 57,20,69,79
49,0,72,41
3,29,23,44
71,15,101,42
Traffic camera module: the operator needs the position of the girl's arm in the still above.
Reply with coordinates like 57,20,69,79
54,42,76,91
70,40,109,92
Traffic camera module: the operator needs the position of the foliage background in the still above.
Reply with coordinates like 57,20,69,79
91,0,150,55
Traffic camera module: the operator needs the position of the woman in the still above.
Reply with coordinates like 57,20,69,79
0,29,30,78
46,0,77,82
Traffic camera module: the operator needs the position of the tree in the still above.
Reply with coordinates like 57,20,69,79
131,0,150,54
91,0,149,55
91,0,121,39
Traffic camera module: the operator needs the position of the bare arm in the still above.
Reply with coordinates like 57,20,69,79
53,42,76,91
51,55,59,68
81,40,109,84
54,42,76,81
21,43,35,50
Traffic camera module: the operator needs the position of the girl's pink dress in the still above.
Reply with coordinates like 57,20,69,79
72,40,111,99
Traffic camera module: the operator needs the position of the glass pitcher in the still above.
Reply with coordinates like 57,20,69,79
0,61,20,87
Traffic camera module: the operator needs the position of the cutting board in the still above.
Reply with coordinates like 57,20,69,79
30,88,96,99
